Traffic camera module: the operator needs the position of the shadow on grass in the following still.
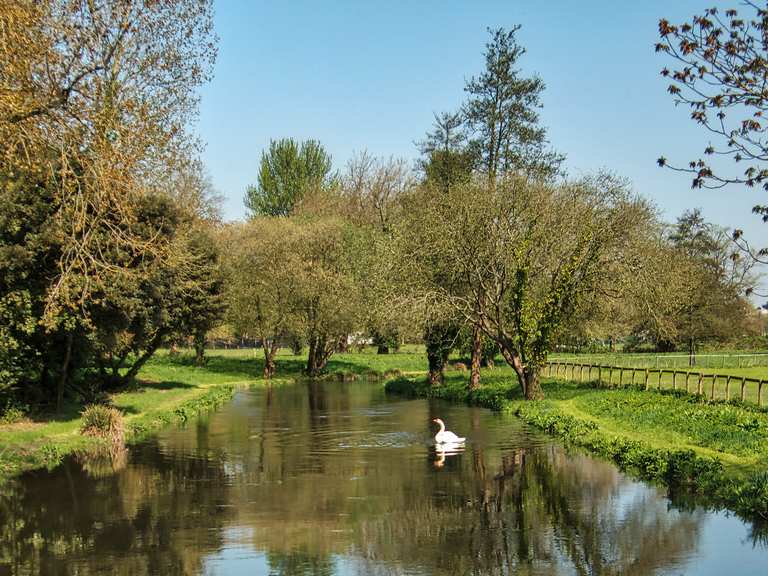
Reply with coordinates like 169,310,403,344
25,380,194,426
135,379,196,391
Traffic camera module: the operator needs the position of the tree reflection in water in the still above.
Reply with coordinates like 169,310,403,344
1,381,764,575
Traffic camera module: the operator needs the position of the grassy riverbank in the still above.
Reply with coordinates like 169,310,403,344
385,373,768,519
0,347,427,480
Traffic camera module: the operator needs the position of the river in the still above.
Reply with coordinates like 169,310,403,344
1,380,766,575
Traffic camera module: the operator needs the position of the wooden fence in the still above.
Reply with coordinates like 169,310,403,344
544,361,765,407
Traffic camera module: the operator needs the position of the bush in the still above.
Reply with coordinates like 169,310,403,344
80,404,125,445
0,402,28,425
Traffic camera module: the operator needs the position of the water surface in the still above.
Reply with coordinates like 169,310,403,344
1,380,766,575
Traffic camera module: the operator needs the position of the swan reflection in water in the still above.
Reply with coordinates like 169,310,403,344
432,442,465,468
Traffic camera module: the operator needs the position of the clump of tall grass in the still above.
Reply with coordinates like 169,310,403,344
80,404,125,446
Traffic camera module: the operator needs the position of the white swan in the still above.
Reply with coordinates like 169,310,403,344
432,418,465,444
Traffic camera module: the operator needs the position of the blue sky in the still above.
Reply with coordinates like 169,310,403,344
197,0,767,246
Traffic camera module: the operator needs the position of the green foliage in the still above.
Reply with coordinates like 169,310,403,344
424,321,459,385
0,1,220,411
0,402,27,425
464,27,564,181
396,175,653,398
245,138,335,217
0,291,38,402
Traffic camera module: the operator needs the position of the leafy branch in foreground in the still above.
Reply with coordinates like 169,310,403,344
656,2,768,262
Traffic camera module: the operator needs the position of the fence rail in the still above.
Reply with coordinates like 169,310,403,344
548,353,768,369
544,361,765,407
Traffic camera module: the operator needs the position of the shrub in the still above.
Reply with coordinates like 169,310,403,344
0,402,28,425
80,404,125,445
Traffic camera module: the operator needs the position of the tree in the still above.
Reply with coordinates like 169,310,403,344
245,138,335,217
85,194,225,390
667,209,757,360
417,112,475,192
0,0,218,408
293,218,362,376
414,28,565,391
464,27,564,183
222,219,301,379
656,3,768,262
338,152,415,353
396,175,652,399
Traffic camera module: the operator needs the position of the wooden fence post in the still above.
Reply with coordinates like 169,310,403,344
644,369,649,390
658,370,663,390
697,373,703,396
598,366,602,386
725,376,731,400
608,367,613,386
672,371,677,391
619,368,623,387
685,372,690,393
760,380,764,408
741,377,746,402
710,376,716,400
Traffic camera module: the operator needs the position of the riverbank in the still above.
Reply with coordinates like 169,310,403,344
0,348,426,480
0,360,253,480
385,373,768,520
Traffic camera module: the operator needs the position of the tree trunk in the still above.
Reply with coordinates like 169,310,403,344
469,323,482,391
193,331,206,366
306,334,332,376
377,344,389,354
428,366,444,386
122,334,163,384
57,332,73,413
262,339,278,379
522,366,543,400
290,336,303,356
688,337,696,367
307,336,318,376
499,347,544,400
427,347,445,387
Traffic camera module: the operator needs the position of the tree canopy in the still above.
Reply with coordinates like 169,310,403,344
245,138,335,217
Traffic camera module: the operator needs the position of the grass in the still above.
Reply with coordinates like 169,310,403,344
385,371,768,520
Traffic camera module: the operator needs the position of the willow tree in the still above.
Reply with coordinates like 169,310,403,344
396,175,652,399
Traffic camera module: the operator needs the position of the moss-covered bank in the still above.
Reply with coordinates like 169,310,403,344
385,375,768,521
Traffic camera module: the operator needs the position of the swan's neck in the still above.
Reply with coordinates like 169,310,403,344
436,420,445,434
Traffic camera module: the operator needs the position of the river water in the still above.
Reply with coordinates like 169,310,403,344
1,380,766,575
